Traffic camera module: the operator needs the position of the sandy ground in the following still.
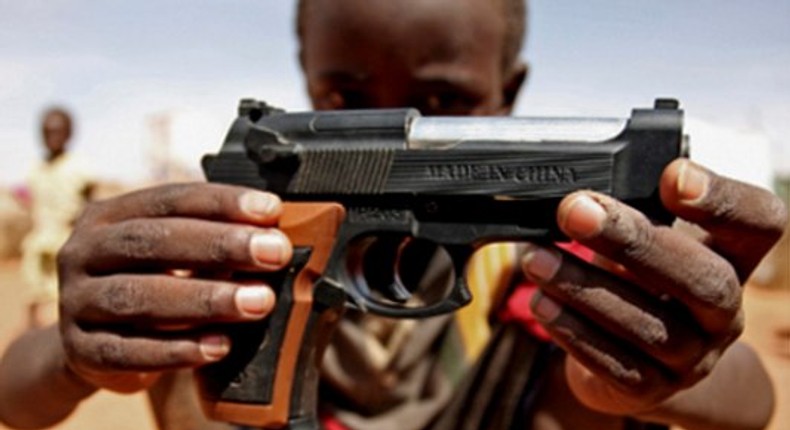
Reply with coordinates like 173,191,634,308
0,258,788,430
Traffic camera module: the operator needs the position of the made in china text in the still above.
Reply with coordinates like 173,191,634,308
427,164,578,184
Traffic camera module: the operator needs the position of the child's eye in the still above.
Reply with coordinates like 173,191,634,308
315,89,370,110
415,92,478,115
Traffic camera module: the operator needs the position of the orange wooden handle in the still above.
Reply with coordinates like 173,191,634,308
199,202,346,428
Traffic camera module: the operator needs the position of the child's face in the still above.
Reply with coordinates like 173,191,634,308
42,112,70,157
300,0,522,116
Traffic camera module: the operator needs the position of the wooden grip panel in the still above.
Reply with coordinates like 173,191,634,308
199,202,346,428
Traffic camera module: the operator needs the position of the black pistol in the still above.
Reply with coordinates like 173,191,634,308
196,98,687,429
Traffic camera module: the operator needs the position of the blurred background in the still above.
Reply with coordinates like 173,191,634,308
0,1,788,429
1,1,789,186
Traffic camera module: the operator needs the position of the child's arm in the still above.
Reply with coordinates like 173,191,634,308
636,341,774,430
0,325,96,428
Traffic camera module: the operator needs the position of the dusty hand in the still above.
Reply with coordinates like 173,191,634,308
57,183,292,393
521,159,787,414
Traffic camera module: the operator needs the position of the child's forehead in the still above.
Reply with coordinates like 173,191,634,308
302,0,505,42
43,112,69,128
301,0,506,67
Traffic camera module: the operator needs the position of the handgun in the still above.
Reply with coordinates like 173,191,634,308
196,98,687,429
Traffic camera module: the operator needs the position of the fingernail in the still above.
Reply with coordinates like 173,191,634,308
239,192,279,218
531,291,562,322
677,161,708,204
561,195,607,238
250,231,288,267
235,286,274,317
522,244,561,282
200,335,230,361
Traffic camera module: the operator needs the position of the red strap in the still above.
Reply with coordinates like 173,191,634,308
498,282,552,341
557,241,595,262
321,411,349,430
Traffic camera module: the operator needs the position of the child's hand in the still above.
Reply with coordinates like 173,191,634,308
522,159,787,414
57,183,292,393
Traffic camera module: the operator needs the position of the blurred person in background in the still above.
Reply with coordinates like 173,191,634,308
20,106,94,328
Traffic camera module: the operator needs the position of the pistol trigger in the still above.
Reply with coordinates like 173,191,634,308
383,282,413,304
337,280,368,312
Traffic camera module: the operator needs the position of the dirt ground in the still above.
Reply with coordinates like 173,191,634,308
0,258,788,430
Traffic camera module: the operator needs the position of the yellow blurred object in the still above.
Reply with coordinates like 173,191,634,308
455,243,520,362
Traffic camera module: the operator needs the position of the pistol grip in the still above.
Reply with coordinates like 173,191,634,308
196,203,346,428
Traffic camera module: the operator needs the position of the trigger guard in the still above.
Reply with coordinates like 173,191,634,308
345,242,474,318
